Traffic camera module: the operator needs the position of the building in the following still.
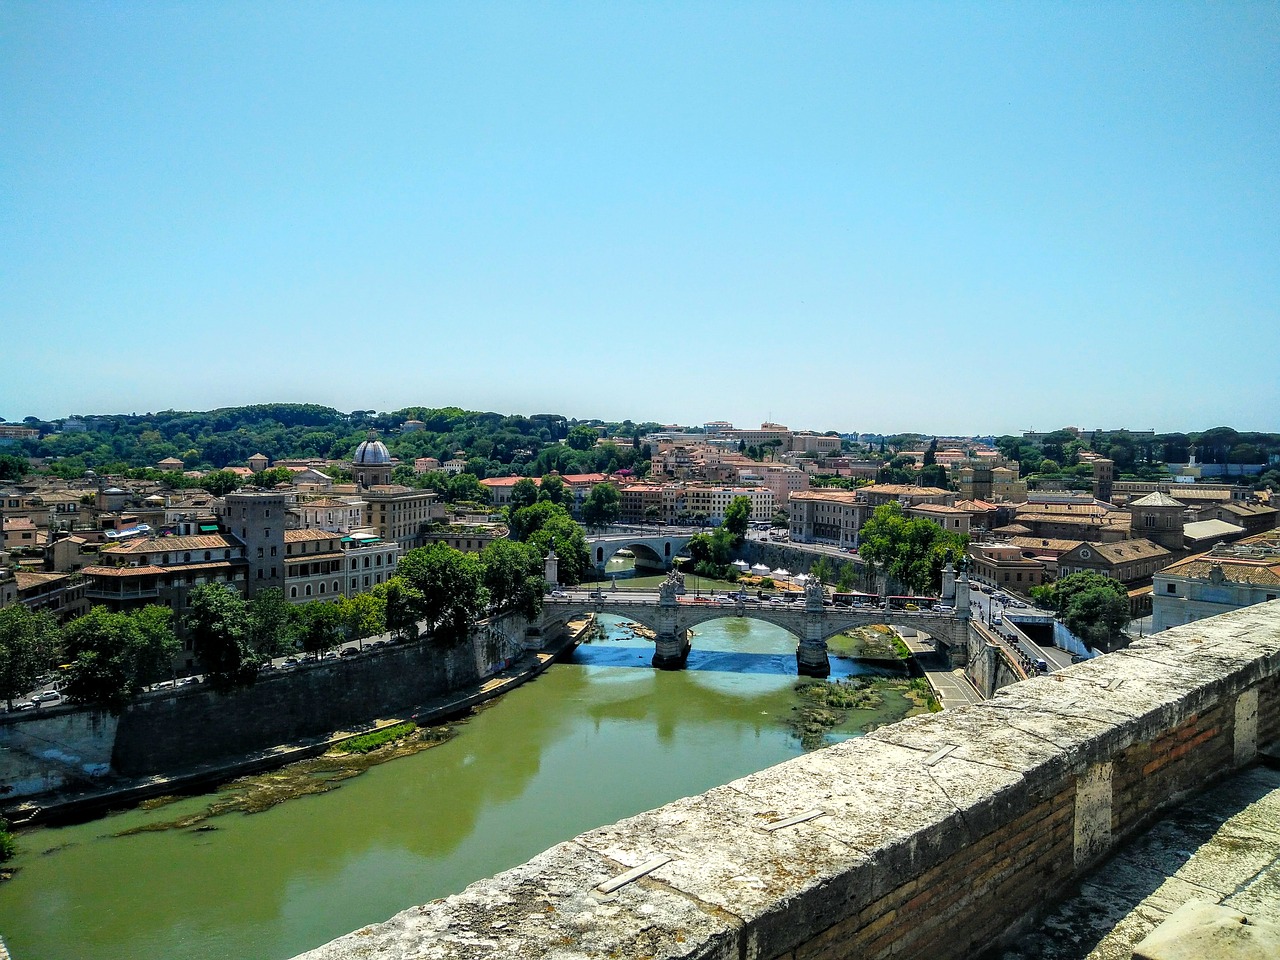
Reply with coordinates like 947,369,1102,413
968,543,1045,591
1151,533,1280,633
1127,491,1187,551
1056,538,1173,584
283,530,350,603
788,490,867,547
361,486,439,551
9,570,89,622
682,485,774,525
905,502,971,536
81,533,249,618
219,490,287,596
352,432,394,488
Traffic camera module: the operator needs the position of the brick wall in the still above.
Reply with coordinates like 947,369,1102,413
295,599,1280,960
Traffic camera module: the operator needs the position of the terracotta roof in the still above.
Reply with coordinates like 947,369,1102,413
284,552,344,563
907,503,967,515
789,489,863,504
1008,537,1085,554
1130,491,1185,508
1064,539,1171,563
104,534,236,555
13,571,69,589
284,529,342,542
82,564,167,577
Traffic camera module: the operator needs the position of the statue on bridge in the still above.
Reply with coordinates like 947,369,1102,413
804,575,826,608
658,568,685,603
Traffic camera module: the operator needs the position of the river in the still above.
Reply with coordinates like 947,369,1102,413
0,613,923,960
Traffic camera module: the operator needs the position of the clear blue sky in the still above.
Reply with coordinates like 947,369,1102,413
3,3,1277,436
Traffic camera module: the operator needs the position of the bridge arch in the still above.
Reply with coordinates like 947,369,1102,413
587,535,693,571
540,597,969,677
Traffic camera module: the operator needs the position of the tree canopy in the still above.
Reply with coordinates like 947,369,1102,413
1030,572,1131,647
857,502,968,594
61,606,179,712
0,606,60,710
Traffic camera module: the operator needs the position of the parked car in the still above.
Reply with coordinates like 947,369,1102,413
32,690,62,703
550,590,568,598
283,656,300,665
340,647,360,658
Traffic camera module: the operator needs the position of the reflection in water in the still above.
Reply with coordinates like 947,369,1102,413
0,615,913,960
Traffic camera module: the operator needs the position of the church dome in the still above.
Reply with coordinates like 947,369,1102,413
353,434,391,466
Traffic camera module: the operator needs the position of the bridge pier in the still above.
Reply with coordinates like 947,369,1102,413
652,630,690,670
796,640,831,678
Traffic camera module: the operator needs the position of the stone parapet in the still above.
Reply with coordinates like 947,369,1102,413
294,600,1280,960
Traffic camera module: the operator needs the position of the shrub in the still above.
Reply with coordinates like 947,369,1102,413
333,721,417,754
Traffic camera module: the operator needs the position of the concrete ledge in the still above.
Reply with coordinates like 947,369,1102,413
295,600,1280,960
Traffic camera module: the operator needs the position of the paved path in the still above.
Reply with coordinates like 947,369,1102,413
991,764,1280,960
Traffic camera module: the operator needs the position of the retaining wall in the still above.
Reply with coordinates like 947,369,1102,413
0,709,118,797
296,599,1280,960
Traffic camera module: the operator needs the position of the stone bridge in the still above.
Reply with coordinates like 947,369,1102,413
584,531,696,572
540,573,971,677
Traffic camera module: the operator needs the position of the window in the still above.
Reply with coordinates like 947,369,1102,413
1166,584,1176,593
258,570,264,579
290,586,297,598
333,580,339,593
351,578,357,591
184,552,191,562
305,584,312,596
270,546,277,557
264,528,270,538
204,551,212,561
319,583,325,595
257,547,264,559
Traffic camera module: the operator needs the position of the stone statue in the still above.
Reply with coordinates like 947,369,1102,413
658,568,685,602
805,575,826,607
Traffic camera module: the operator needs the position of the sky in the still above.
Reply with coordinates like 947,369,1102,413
3,3,1277,437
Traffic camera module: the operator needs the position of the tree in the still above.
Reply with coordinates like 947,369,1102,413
566,426,598,451
723,496,752,542
538,473,567,507
581,483,621,529
397,543,488,646
198,470,244,497
0,606,60,710
251,466,296,488
480,539,545,619
919,464,948,489
810,556,834,584
922,438,938,467
297,602,343,659
857,502,968,594
336,592,387,645
527,510,591,585
0,454,29,482
247,588,297,658
375,576,422,642
62,606,179,712
186,584,258,690
1032,572,1130,646
644,504,662,525
509,478,540,512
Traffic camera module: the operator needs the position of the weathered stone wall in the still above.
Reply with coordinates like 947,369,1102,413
111,613,530,777
295,600,1280,960
0,709,118,798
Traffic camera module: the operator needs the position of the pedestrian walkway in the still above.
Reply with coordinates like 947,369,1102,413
992,763,1280,960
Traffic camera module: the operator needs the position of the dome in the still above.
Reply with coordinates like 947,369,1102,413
353,435,391,466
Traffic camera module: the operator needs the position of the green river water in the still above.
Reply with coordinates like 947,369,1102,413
0,612,922,960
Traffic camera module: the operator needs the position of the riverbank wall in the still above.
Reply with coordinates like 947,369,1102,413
0,611,543,803
295,600,1280,960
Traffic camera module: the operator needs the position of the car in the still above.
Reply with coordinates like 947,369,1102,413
932,604,955,613
692,596,712,603
32,690,62,703
340,647,360,658
550,590,568,598
1035,659,1049,672
588,591,605,599
992,616,1003,625
13,701,36,711
179,676,200,686
1071,654,1090,664
1009,600,1027,609
322,651,339,660
370,639,389,649
283,656,300,665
